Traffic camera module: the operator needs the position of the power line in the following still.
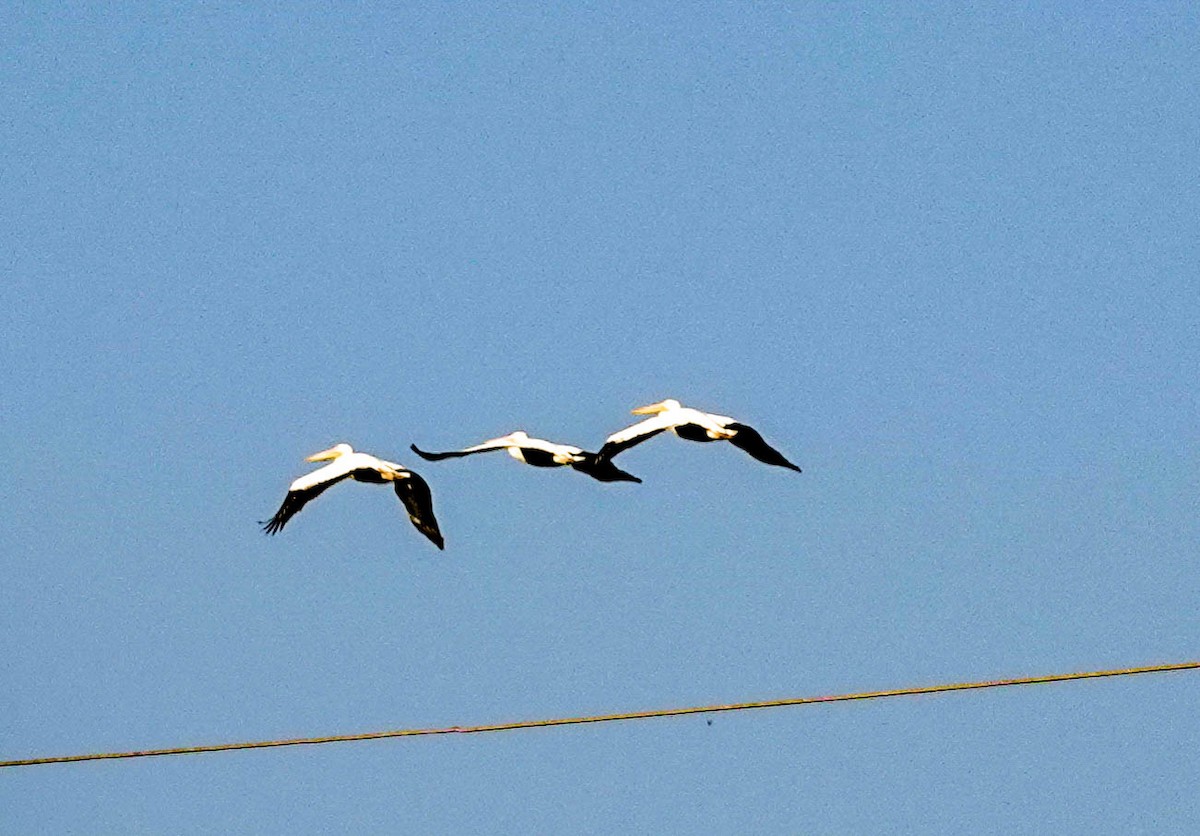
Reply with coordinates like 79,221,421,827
3,661,1195,770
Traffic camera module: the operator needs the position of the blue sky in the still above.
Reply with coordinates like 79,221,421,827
3,3,1198,832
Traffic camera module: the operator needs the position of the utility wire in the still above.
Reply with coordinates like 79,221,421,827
3,661,1195,770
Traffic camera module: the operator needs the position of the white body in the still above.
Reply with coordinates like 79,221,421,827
290,449,409,491
603,399,737,447
459,431,586,465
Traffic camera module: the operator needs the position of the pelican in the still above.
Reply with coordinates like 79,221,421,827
410,431,641,483
262,443,444,549
598,399,801,472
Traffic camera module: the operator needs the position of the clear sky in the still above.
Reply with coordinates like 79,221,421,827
3,3,1198,832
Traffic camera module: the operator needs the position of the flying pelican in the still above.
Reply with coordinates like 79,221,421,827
410,431,641,483
598,399,801,472
262,443,444,549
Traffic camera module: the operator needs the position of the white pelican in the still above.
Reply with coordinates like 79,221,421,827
410,431,641,483
262,443,444,549
598,399,801,472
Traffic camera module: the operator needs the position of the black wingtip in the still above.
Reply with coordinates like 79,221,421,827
409,444,441,462
570,456,643,484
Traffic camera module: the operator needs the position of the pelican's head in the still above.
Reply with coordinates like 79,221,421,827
631,398,681,415
306,442,354,462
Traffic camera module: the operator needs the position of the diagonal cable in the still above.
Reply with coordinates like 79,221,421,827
3,661,1195,769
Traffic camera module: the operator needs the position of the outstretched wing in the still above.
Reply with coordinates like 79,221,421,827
393,471,444,550
596,414,674,462
726,422,801,472
410,437,512,461
261,474,350,535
